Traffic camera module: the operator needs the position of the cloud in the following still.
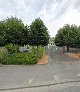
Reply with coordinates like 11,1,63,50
0,0,80,37
38,0,80,37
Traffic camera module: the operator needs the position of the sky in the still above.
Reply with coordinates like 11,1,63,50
0,0,80,37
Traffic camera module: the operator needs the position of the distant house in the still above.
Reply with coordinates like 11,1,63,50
48,37,55,48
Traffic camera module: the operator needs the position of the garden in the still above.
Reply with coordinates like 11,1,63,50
0,44,47,65
0,17,49,65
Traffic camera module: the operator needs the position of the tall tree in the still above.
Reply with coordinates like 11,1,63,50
75,26,80,48
29,18,49,47
0,21,7,46
54,24,78,52
5,17,29,45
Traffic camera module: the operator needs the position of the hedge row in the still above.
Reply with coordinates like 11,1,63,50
0,52,37,65
0,46,45,65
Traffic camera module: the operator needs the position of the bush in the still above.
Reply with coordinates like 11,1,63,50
1,52,37,65
6,43,19,54
38,46,45,59
0,47,8,64
0,52,8,64
32,46,45,59
0,45,45,65
32,46,37,54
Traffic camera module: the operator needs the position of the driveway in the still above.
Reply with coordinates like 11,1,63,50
0,46,80,92
48,46,80,64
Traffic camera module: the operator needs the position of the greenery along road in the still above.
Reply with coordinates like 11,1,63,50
0,17,49,65
0,17,49,47
55,24,80,52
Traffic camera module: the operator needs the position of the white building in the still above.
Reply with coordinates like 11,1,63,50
48,37,55,48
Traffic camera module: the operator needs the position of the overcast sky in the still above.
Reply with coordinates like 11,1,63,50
0,0,80,37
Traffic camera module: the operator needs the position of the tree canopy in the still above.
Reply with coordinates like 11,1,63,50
0,21,7,46
0,17,29,46
0,17,49,47
29,18,50,47
54,24,80,51
5,17,29,45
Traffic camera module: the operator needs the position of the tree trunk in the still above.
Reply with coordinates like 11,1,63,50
66,45,69,52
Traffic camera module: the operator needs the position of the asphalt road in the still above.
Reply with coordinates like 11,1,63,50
2,82,80,92
0,46,80,92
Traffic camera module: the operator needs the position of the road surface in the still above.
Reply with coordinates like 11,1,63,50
0,46,80,92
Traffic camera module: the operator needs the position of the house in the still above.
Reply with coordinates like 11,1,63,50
48,37,55,48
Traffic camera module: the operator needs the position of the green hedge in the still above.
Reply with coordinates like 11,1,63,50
0,45,45,65
1,52,37,65
32,46,45,59
5,43,19,54
37,46,45,59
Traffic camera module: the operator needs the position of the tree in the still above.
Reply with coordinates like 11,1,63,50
5,17,29,46
54,24,78,52
70,24,78,48
29,18,49,47
75,26,80,48
0,21,7,46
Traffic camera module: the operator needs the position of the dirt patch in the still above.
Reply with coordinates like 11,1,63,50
66,53,80,59
37,54,48,65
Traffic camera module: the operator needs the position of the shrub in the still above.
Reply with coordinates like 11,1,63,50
0,47,8,64
6,43,19,54
32,46,37,54
32,46,45,59
37,46,45,59
1,52,37,65
0,45,45,65
0,51,7,64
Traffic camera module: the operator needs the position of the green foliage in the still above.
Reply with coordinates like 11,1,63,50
0,17,49,47
32,46,45,59
38,46,45,59
29,18,50,46
6,43,19,54
0,21,7,46
1,52,37,65
54,24,80,51
55,24,71,46
0,48,8,63
74,26,80,48
32,46,37,54
0,46,45,65
5,17,29,45
0,17,29,46
0,52,6,63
